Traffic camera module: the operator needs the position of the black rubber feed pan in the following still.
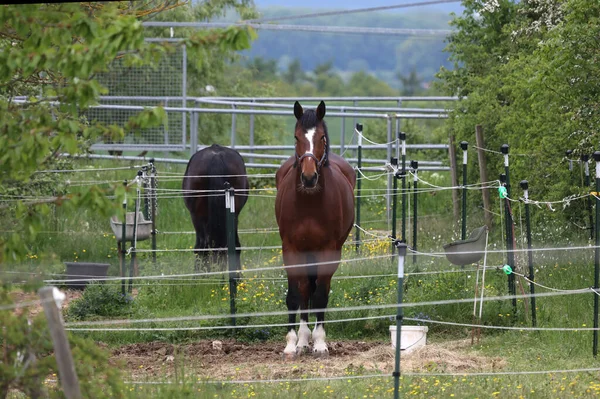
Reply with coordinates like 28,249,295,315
443,226,488,266
64,262,110,290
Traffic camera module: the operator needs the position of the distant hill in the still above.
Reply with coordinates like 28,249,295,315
252,0,464,15
240,5,458,86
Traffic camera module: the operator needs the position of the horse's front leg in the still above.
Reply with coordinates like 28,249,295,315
296,278,311,355
311,249,340,357
284,275,300,359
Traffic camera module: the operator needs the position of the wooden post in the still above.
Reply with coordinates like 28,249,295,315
39,287,82,399
449,135,460,223
475,125,493,229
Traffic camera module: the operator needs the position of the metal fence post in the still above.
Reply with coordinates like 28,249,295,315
182,44,187,149
231,104,237,148
460,141,468,240
150,160,157,265
411,160,418,264
393,241,407,399
592,151,600,357
583,154,594,240
340,107,346,156
387,116,393,230
225,182,237,328
501,144,517,311
391,157,399,254
400,132,407,242
249,99,255,163
355,123,363,252
39,287,82,399
520,180,536,327
120,181,127,296
128,171,141,293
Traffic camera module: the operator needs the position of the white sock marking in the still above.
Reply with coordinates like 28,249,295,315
284,329,298,355
312,324,328,354
297,320,311,349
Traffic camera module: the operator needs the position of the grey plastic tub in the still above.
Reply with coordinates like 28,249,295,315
64,262,110,290
443,226,488,266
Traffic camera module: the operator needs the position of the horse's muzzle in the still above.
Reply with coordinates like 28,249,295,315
301,173,318,189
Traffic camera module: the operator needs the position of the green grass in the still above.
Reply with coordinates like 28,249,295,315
5,157,600,398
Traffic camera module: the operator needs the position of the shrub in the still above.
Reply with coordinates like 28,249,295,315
67,283,134,321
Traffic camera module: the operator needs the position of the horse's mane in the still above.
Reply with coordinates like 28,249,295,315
297,109,330,166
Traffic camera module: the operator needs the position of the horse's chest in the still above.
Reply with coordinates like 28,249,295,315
280,201,340,247
290,219,330,243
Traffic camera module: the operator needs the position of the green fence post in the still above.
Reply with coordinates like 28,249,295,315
393,241,407,399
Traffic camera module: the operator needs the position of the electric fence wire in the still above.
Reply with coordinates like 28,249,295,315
63,288,592,327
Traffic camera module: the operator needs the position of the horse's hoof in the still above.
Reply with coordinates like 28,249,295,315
312,348,329,358
296,345,309,356
283,351,297,361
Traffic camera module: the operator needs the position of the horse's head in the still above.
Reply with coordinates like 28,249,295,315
293,100,329,191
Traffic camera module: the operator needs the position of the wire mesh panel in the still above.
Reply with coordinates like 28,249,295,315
86,46,185,147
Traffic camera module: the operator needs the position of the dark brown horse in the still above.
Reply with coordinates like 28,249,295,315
275,101,356,358
183,144,249,272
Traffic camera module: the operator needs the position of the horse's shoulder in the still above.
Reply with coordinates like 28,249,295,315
276,157,295,189
328,154,356,190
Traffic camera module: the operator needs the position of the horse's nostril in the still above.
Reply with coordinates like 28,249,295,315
301,174,318,188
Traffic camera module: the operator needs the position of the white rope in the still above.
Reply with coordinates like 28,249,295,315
511,270,585,293
66,314,395,332
176,173,276,179
65,312,600,333
508,193,591,209
34,164,148,174
470,146,531,157
410,244,600,257
356,168,392,181
407,367,600,377
43,254,396,284
353,223,393,241
355,128,397,146
0,299,52,311
64,288,592,327
111,366,600,386
409,172,501,191
124,373,387,386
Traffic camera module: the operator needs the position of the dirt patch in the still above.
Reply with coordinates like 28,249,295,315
111,339,505,381
10,289,83,318
402,339,506,373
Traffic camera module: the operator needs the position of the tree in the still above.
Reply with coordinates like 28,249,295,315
282,58,305,85
0,2,255,264
397,68,423,96
347,71,397,97
247,57,279,80
436,0,600,230
0,3,255,396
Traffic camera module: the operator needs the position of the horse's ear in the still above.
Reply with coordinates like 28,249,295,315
316,101,326,120
294,101,303,120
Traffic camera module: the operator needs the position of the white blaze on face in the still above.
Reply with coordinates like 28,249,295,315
304,128,316,155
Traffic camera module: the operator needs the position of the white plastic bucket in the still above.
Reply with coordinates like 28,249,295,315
389,325,428,353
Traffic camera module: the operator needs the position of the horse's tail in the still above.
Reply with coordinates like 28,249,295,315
207,157,229,250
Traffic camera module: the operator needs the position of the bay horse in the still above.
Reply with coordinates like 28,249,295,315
275,101,356,358
183,144,249,272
